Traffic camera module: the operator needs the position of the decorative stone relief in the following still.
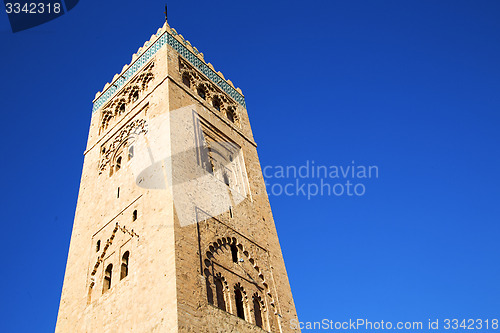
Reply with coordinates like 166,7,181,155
99,62,155,133
179,57,240,126
99,119,148,175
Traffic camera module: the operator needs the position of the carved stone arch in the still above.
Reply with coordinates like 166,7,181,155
206,82,217,97
127,85,141,103
181,70,194,88
234,282,247,295
196,82,210,100
252,292,267,328
114,98,127,116
134,62,154,91
110,139,129,169
86,222,139,304
140,72,154,91
252,292,265,308
101,109,114,131
98,119,148,175
225,106,239,125
233,282,249,319
217,94,232,110
107,98,116,110
211,95,223,111
121,85,133,97
202,237,277,299
214,272,229,311
203,237,269,291
214,271,228,283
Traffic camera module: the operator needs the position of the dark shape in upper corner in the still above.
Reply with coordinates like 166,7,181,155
5,0,80,33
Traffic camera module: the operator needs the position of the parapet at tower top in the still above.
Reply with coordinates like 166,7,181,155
92,19,246,114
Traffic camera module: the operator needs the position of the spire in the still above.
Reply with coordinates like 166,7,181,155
164,4,168,22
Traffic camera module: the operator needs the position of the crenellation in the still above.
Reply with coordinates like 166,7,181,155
93,22,244,113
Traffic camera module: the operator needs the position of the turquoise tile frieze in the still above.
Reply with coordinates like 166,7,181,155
92,31,246,113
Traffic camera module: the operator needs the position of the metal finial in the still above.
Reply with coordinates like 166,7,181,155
164,4,168,22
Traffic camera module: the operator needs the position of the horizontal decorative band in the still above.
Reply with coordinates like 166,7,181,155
92,31,246,114
166,31,246,108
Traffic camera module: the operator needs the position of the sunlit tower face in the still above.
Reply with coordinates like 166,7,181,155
55,17,299,333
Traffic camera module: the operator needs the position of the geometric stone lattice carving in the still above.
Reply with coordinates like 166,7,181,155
99,62,154,133
179,57,240,126
98,118,148,175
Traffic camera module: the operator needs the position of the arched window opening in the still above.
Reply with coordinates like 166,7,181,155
103,264,113,293
226,109,235,123
223,172,230,186
253,296,263,328
212,98,221,111
101,112,112,131
197,86,206,100
128,145,134,160
231,243,238,263
115,156,122,172
182,73,191,88
132,90,139,102
235,288,245,320
121,251,129,280
119,103,126,115
96,240,101,252
206,278,214,305
132,210,138,221
215,278,226,311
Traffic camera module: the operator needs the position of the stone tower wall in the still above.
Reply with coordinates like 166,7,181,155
55,22,299,333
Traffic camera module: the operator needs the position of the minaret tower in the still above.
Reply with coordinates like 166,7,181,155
55,14,299,333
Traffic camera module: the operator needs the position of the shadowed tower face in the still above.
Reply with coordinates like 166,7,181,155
55,18,299,333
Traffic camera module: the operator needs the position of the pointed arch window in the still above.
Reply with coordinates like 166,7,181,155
226,108,235,123
234,288,245,320
212,98,221,111
231,243,238,263
128,145,134,160
121,251,129,280
103,264,113,293
215,277,226,311
115,156,122,172
206,277,214,305
132,90,139,102
253,294,263,328
182,73,191,88
119,103,126,115
197,86,206,100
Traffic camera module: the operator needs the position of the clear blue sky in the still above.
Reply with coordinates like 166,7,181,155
1,1,500,332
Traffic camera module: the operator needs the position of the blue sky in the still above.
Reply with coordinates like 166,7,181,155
1,1,500,331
